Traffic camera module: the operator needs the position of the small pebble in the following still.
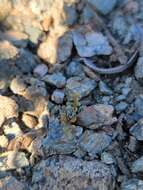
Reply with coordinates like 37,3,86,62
51,89,65,104
33,64,48,78
101,152,115,164
115,102,128,113
99,81,113,95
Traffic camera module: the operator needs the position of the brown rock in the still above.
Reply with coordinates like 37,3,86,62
77,104,117,129
0,95,19,127
22,113,38,128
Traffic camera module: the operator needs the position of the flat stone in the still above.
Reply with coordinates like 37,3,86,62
88,0,117,15
121,178,143,190
79,130,112,157
0,176,27,190
0,151,29,171
130,118,143,141
32,155,115,190
66,77,96,100
43,72,66,88
33,64,48,78
131,156,143,173
77,104,117,129
72,28,112,57
51,89,65,104
42,117,82,155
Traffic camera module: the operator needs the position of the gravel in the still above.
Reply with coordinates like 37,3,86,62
0,1,142,189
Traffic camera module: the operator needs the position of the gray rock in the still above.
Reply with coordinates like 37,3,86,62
81,4,95,24
0,59,20,92
42,117,82,155
57,32,73,63
64,4,77,25
0,151,29,171
128,136,137,152
32,155,115,190
115,102,128,113
131,156,143,173
121,179,143,190
77,104,117,129
51,89,65,104
112,14,128,39
122,87,131,96
79,130,112,157
72,28,112,57
73,148,86,159
33,64,48,78
101,152,115,165
115,95,126,102
88,0,117,15
135,57,143,83
99,81,113,95
135,95,143,117
16,49,38,73
0,176,27,190
66,77,96,100
130,119,143,141
101,96,113,105
3,30,28,48
43,72,66,88
66,61,84,77
124,24,143,44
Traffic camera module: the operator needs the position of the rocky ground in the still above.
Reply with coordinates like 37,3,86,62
1,0,143,189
